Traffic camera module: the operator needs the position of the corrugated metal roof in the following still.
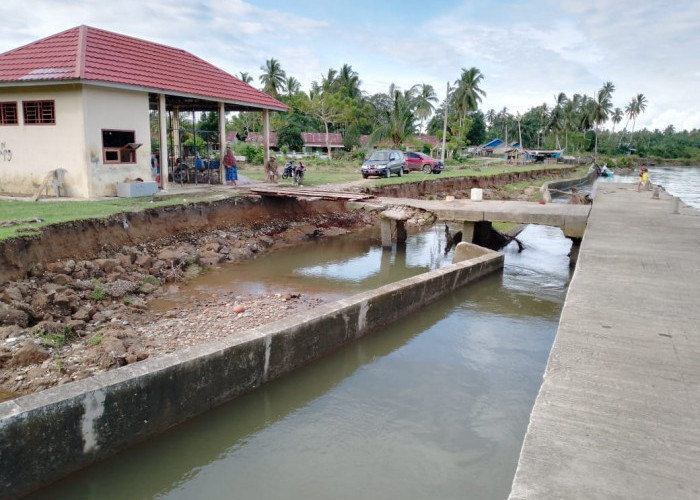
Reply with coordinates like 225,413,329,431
0,25,288,111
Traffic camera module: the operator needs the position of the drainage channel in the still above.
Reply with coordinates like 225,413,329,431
24,224,572,500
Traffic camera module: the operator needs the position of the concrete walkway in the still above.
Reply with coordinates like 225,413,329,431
376,197,591,238
509,184,700,499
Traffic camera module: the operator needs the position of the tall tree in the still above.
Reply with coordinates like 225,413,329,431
259,58,287,96
629,93,648,145
453,67,486,127
369,84,416,149
284,76,301,96
592,82,615,156
239,72,253,84
337,64,362,100
410,83,438,134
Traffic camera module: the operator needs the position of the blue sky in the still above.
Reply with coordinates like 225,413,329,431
1,0,699,131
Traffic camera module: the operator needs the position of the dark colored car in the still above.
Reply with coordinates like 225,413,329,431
404,151,444,174
361,150,406,178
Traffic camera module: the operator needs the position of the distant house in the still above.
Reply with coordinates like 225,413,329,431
300,132,343,155
246,131,343,155
359,134,439,151
0,25,287,198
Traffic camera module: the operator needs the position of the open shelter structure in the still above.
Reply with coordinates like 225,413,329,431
0,25,288,198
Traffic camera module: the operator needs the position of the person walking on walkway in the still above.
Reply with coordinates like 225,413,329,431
223,147,238,186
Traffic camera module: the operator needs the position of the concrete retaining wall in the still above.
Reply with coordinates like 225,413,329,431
541,169,597,202
0,249,503,499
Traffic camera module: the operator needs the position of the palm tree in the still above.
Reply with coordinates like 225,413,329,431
550,93,568,149
284,76,301,96
410,83,438,134
259,58,287,96
609,107,623,146
337,64,362,100
238,72,253,84
370,84,416,149
453,67,486,127
592,82,615,156
629,93,648,144
485,109,496,130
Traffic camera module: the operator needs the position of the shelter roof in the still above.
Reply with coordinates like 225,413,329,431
0,25,288,112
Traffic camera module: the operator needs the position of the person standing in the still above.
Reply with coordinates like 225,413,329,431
223,146,238,186
265,156,278,183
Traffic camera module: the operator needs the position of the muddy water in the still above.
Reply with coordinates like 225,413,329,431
27,224,572,500
151,224,457,308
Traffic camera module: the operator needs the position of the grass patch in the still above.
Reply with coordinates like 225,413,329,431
0,193,240,241
88,332,103,346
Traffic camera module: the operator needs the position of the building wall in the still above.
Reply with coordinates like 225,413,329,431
0,84,152,198
0,85,86,196
82,86,152,198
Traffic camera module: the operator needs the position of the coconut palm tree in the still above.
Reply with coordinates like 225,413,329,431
592,82,615,156
550,93,568,149
259,58,287,96
369,84,416,149
337,64,362,100
284,76,301,96
629,93,648,144
453,67,486,127
239,72,253,84
410,83,438,134
609,107,623,146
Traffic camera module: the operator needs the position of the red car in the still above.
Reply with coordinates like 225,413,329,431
404,152,444,174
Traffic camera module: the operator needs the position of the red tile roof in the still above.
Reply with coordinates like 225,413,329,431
0,25,288,111
246,132,278,145
301,132,343,147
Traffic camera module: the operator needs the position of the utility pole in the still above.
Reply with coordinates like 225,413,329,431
441,82,449,164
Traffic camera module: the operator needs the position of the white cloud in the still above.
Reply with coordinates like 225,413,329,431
1,0,698,130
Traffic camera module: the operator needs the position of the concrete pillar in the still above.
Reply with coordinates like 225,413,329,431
672,197,680,214
568,237,582,267
473,221,493,247
172,106,180,160
158,93,168,191
461,221,475,243
219,102,226,184
263,109,270,164
380,218,393,248
396,220,407,243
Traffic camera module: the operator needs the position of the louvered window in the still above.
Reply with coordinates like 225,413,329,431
0,102,18,125
23,100,55,125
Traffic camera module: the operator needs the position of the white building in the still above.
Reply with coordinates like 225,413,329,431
0,25,287,198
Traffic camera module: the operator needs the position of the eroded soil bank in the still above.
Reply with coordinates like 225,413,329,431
0,197,381,398
0,168,579,399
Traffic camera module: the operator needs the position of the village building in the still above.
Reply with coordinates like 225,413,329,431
0,25,287,199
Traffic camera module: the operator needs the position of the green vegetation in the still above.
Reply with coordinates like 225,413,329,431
0,193,242,241
88,332,103,346
223,60,699,163
90,279,106,301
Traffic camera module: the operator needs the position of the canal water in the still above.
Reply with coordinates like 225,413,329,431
27,223,571,500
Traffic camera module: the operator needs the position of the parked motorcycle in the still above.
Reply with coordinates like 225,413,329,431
293,161,306,185
281,160,295,180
